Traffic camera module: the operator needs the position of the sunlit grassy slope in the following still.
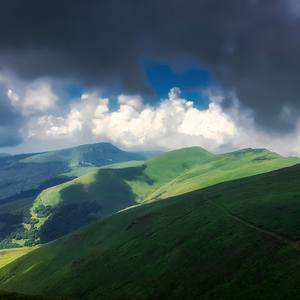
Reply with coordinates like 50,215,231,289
133,147,300,201
3,164,300,299
0,247,35,268
23,147,300,244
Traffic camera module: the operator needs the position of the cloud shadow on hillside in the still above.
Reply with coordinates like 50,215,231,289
40,165,154,242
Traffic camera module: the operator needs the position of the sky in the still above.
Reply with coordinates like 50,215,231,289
1,0,300,155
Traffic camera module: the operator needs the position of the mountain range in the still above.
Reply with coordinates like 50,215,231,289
0,143,300,299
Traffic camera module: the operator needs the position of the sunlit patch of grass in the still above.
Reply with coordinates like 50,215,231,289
0,247,36,269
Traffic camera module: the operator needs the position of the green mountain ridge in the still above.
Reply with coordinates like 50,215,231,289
20,142,144,166
13,146,300,246
2,163,300,299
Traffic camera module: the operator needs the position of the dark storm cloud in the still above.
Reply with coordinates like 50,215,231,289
0,87,23,147
0,0,299,130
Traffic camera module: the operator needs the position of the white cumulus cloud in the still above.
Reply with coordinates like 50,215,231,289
27,93,108,140
3,74,300,157
92,88,237,149
26,87,237,151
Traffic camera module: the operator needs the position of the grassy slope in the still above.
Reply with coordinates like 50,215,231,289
136,148,300,200
41,147,299,205
2,164,300,299
24,148,215,242
25,147,300,244
0,248,35,269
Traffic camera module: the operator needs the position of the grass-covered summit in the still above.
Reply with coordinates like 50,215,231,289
2,164,300,299
19,146,300,245
20,142,144,167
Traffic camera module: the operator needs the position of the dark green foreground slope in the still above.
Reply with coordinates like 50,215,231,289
0,292,46,300
2,164,300,299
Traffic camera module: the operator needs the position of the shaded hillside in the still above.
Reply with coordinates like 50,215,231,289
0,291,48,299
2,164,300,299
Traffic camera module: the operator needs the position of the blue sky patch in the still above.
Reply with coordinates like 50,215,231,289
144,60,213,109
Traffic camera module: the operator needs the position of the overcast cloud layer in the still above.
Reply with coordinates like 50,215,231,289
1,0,300,132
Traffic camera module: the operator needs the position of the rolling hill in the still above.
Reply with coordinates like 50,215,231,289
0,143,146,247
14,147,300,246
2,164,300,299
